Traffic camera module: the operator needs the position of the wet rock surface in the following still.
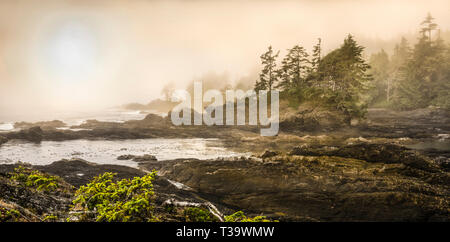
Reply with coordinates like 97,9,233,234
5,126,43,143
2,108,448,144
0,143,448,222
33,159,148,187
139,145,450,221
280,104,349,132
0,164,74,221
358,108,450,139
34,159,234,219
117,154,158,162
0,108,449,221
0,135,7,145
0,159,236,222
290,143,440,171
14,120,66,130
260,150,280,159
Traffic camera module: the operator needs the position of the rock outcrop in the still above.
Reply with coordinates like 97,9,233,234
5,126,43,143
290,143,440,171
14,120,66,130
0,159,236,222
117,154,158,162
279,103,349,132
33,159,232,220
140,146,450,221
0,136,7,145
0,164,74,222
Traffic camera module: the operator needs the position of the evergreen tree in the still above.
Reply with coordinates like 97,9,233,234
255,46,279,91
368,49,390,104
302,38,324,101
393,14,449,110
389,37,412,103
276,45,309,92
432,44,450,108
392,37,412,67
311,38,322,72
254,79,267,91
318,34,372,118
420,13,438,42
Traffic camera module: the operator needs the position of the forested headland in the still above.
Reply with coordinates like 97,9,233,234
254,13,450,122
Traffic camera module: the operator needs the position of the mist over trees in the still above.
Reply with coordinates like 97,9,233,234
255,35,372,120
255,13,450,120
369,13,450,110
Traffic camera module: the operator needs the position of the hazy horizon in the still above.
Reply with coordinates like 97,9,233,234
1,0,449,121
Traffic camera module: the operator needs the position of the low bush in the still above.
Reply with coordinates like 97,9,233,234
10,166,59,192
225,211,274,222
71,171,157,222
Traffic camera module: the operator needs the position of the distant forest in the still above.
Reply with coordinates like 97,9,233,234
254,13,450,119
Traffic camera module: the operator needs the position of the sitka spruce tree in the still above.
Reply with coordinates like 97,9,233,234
254,13,449,117
393,13,449,110
317,34,372,119
368,49,390,105
255,46,279,92
255,35,372,121
276,45,310,95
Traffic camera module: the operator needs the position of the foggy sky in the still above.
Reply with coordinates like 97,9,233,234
0,0,449,120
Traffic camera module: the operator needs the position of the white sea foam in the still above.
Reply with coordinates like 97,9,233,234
0,138,250,168
0,123,14,131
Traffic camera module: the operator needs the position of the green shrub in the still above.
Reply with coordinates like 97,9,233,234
72,171,157,222
42,214,58,222
10,166,59,192
184,207,219,222
225,211,275,222
0,208,21,222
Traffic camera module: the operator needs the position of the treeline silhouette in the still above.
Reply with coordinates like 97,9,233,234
254,13,450,120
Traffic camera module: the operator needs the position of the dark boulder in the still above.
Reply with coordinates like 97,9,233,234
279,104,349,132
0,135,7,145
141,156,449,222
290,143,439,171
117,154,158,162
0,164,74,221
260,150,280,159
34,159,147,187
117,154,135,160
6,126,43,143
132,154,157,162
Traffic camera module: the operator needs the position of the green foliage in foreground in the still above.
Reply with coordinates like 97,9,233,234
42,214,58,222
183,208,276,222
10,166,59,192
71,171,157,222
0,207,21,222
6,168,278,222
224,211,275,222
184,207,220,222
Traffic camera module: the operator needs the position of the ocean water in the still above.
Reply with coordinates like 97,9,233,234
0,108,149,131
0,138,249,168
0,123,14,131
405,139,450,152
0,109,250,168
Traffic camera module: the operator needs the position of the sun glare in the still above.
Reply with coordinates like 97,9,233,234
45,22,98,83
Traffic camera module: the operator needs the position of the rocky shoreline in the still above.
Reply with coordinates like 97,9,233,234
138,143,449,221
0,108,449,221
1,141,448,222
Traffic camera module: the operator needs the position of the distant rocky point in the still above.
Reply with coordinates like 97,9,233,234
14,120,66,130
123,98,180,113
